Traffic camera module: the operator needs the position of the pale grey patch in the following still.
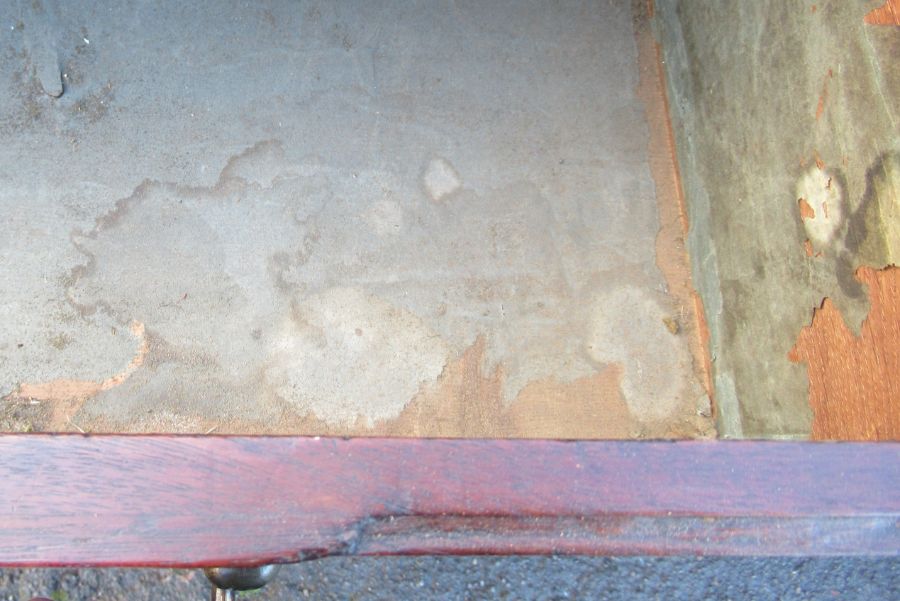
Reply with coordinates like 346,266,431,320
267,287,449,426
587,286,696,421
423,157,461,201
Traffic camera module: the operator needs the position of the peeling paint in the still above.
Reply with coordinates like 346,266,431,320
11,321,147,428
789,266,899,439
864,0,900,26
1,1,711,436
634,8,716,411
796,165,844,251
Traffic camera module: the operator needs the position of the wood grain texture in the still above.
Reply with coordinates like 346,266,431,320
790,266,900,440
0,436,897,566
865,0,900,25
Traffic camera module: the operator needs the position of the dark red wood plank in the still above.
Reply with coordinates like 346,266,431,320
0,436,897,566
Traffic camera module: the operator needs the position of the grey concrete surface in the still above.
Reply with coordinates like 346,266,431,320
1,557,898,600
655,0,899,437
0,0,711,437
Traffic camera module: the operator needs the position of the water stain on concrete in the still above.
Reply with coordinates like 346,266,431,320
1,2,712,437
5,139,710,436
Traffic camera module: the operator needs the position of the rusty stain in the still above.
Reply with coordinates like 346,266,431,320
864,0,900,25
789,266,900,440
798,197,817,219
811,4,817,13
12,321,149,429
815,68,832,121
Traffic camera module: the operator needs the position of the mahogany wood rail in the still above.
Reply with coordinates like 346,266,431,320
0,435,897,566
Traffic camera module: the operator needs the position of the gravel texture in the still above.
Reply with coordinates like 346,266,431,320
1,556,898,601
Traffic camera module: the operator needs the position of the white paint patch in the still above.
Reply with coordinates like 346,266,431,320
586,286,689,421
423,157,461,201
796,166,843,250
267,288,450,426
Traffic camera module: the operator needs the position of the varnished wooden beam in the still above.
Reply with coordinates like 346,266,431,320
1,436,896,566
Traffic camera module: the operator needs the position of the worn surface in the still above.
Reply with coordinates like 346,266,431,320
3,557,900,601
655,0,900,438
1,436,897,565
0,0,711,437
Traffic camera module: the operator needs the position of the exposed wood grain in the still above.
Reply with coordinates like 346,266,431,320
0,436,896,566
865,0,900,25
790,266,900,440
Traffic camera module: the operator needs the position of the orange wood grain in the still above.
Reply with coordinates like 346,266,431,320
789,266,900,440
864,0,900,25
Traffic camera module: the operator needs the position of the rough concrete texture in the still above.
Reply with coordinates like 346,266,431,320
655,0,899,437
1,558,898,601
0,1,712,435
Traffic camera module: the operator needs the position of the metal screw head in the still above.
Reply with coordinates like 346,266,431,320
204,565,281,591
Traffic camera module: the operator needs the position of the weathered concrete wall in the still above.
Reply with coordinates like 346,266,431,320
1,1,713,437
655,0,898,437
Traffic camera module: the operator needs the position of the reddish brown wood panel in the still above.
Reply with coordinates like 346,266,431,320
0,436,897,566
865,0,900,25
790,266,900,440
